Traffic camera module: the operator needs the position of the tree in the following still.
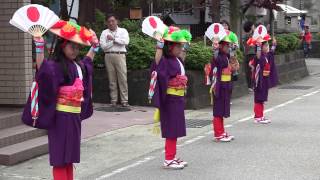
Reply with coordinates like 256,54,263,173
31,0,70,20
241,0,283,14
59,0,69,20
211,0,220,23
229,0,240,33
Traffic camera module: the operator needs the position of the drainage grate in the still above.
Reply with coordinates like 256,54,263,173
186,119,211,128
95,106,131,112
279,85,313,90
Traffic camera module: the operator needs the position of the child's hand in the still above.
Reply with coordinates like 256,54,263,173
89,29,99,46
156,40,164,49
212,42,219,50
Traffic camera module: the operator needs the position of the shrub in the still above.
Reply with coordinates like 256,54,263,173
120,18,142,35
274,33,300,54
185,42,212,70
236,49,244,64
126,34,156,70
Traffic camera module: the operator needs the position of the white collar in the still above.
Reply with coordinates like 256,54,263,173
176,58,185,76
74,62,83,80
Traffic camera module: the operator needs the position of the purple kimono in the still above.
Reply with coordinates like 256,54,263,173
22,57,93,166
151,56,187,139
210,52,232,118
253,51,278,103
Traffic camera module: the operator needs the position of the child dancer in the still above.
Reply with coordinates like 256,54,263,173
22,20,99,180
209,24,236,142
247,25,278,124
151,26,192,169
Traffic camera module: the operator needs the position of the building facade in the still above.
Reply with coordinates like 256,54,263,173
0,0,33,106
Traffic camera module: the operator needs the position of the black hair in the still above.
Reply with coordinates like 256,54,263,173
50,38,86,85
220,20,230,30
162,41,178,58
106,13,118,21
243,21,254,33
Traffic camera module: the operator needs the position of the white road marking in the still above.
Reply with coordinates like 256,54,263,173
181,135,205,146
237,89,320,123
238,116,253,122
0,173,45,180
95,156,155,180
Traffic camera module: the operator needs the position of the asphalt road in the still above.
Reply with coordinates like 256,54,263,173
85,59,320,180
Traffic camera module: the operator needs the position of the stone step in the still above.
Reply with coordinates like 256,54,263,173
0,112,22,130
0,125,47,148
0,136,48,166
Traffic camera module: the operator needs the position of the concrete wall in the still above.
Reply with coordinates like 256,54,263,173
276,50,309,84
93,50,308,109
0,0,33,105
309,41,320,58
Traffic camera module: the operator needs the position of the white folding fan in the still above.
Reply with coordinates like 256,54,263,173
205,23,227,43
142,16,167,41
205,23,227,48
9,4,59,37
252,25,267,40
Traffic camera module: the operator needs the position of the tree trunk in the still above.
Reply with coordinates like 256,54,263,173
78,0,87,25
269,9,274,37
211,0,220,23
229,0,240,33
60,0,69,20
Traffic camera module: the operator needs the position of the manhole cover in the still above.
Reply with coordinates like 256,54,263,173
95,106,131,112
186,119,211,128
279,85,313,90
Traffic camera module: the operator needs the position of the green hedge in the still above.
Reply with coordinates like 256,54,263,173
126,34,155,70
274,33,300,54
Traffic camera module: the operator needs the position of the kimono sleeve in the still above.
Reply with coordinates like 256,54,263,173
22,60,59,129
80,56,94,120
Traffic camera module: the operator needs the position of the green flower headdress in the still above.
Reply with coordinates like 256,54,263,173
162,26,192,43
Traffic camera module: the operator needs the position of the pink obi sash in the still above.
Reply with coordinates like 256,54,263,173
168,75,188,90
56,62,84,113
263,61,270,77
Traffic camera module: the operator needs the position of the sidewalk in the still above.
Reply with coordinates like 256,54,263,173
0,58,319,180
82,105,155,139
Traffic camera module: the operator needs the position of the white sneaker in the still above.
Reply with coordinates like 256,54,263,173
163,160,184,169
215,135,232,142
223,132,235,140
174,158,188,167
254,117,270,124
262,117,271,123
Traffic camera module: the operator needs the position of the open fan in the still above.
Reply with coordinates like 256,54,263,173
9,4,59,37
142,16,167,41
205,23,227,42
253,25,267,40
205,23,227,48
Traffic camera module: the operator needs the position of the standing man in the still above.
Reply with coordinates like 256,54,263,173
100,14,130,107
242,21,255,91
